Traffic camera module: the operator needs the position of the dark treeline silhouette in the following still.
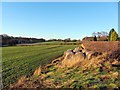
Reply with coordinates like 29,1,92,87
0,34,79,46
1,34,46,46
47,38,78,42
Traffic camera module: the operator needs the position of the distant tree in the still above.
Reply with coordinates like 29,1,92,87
57,39,62,42
1,34,46,46
93,36,97,41
101,31,108,37
108,28,118,41
72,39,77,42
92,31,108,37
64,38,71,42
39,38,46,42
97,32,102,37
48,39,57,42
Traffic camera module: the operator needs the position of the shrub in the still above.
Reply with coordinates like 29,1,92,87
108,28,118,41
94,36,97,41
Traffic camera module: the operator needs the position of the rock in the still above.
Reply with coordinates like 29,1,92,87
62,51,85,67
73,47,82,53
83,50,101,60
83,51,94,60
64,49,74,60
62,45,102,67
75,52,85,59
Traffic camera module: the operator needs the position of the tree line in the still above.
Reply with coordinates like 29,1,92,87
1,34,46,46
0,34,79,46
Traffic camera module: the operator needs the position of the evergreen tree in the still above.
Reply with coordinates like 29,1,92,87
93,35,97,41
108,28,118,41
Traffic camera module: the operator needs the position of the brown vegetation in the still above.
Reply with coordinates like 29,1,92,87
82,41,120,52
109,49,120,61
33,67,41,76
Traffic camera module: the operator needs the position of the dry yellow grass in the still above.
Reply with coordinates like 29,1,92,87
33,67,41,76
17,76,26,84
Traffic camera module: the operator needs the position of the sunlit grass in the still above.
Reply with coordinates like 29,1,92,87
2,45,76,86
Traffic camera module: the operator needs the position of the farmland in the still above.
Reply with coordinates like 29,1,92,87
2,45,76,87
16,41,80,46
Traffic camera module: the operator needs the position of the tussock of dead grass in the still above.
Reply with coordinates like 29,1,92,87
17,76,27,84
33,67,41,76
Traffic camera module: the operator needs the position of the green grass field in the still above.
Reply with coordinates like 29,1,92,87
2,45,76,87
17,41,80,46
39,41,79,45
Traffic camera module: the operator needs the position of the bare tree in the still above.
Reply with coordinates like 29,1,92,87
92,31,108,37
92,32,96,37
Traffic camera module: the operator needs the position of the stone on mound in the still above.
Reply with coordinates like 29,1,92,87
62,49,85,67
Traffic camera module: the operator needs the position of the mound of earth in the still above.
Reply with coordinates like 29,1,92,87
9,42,120,89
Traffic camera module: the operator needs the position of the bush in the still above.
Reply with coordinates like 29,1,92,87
94,36,97,41
108,28,118,41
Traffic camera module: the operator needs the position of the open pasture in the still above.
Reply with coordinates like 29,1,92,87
2,45,76,86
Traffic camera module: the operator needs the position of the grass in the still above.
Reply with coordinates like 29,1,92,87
39,63,119,88
2,45,76,87
38,41,79,45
